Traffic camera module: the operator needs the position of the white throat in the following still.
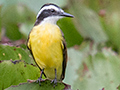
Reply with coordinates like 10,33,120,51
40,16,63,25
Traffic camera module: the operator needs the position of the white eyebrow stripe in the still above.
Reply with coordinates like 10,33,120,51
36,5,61,18
36,5,64,18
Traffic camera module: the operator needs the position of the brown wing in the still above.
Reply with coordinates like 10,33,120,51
60,30,68,81
61,37,67,80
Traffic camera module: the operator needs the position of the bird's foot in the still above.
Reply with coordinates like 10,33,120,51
51,78,57,86
36,77,43,85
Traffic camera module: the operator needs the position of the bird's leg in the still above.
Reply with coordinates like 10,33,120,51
51,69,57,85
36,68,44,85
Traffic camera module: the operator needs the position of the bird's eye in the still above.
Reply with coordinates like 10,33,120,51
51,9,55,12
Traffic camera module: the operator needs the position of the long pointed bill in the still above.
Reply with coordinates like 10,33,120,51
61,12,74,18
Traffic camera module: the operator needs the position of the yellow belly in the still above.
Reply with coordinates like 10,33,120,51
28,23,63,80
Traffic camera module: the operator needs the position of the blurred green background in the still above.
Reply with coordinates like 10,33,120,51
1,0,120,90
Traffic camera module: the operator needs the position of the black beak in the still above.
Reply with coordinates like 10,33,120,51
61,12,74,18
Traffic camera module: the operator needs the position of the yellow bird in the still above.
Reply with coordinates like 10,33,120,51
27,3,73,84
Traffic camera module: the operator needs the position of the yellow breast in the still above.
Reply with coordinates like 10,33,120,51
28,23,63,80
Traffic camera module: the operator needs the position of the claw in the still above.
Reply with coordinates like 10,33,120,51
36,68,44,85
51,78,57,85
36,77,43,85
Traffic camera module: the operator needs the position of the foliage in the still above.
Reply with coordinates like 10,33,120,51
5,80,65,90
69,1,108,43
0,60,40,90
0,0,120,90
64,47,120,90
0,45,33,63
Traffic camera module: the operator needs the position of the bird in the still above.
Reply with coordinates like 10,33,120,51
27,3,74,85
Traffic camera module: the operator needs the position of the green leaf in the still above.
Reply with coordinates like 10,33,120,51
5,80,65,90
0,60,40,90
0,5,2,40
5,23,22,40
69,2,108,43
65,46,120,90
117,85,120,90
1,4,36,40
0,44,34,64
58,18,83,47
101,11,120,52
63,47,84,88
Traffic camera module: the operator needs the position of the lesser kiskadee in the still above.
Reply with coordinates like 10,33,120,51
27,3,74,84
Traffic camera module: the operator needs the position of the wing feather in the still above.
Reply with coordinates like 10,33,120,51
60,31,67,80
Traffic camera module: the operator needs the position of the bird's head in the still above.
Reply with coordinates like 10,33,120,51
35,3,74,25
